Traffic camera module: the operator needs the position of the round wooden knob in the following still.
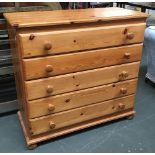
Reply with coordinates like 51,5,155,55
122,71,129,77
46,85,53,93
48,104,55,111
124,52,131,59
126,33,135,40
119,71,129,79
120,88,127,94
118,103,125,110
45,65,53,72
44,42,52,50
49,121,55,129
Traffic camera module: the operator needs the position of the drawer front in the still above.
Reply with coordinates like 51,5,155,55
25,62,140,100
23,44,142,80
19,23,145,58
29,95,135,135
29,79,137,118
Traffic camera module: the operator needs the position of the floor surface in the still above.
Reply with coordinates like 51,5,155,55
0,47,155,153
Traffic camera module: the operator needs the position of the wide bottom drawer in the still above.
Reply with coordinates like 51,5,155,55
29,95,135,135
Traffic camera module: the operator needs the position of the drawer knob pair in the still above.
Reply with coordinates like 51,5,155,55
44,42,52,50
45,65,53,72
120,88,127,94
46,85,53,93
124,52,131,59
48,104,55,111
119,71,129,79
49,121,55,129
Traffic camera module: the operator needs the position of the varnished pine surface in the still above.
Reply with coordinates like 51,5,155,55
23,44,142,80
4,8,148,28
18,110,135,146
28,79,137,118
29,95,135,135
4,7,147,148
25,62,140,100
19,24,145,58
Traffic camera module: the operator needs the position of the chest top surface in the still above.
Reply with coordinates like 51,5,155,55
4,7,148,28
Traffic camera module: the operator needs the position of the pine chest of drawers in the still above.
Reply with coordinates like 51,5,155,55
4,8,148,149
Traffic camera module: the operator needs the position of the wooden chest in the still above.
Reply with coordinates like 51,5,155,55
4,8,148,149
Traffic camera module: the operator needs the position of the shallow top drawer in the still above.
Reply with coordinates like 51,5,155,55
19,23,145,58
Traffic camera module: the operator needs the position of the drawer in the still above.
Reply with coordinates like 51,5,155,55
29,95,135,135
19,23,146,58
28,79,137,118
25,62,140,100
23,44,142,80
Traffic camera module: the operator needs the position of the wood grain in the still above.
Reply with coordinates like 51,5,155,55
4,8,147,148
29,95,135,135
28,79,137,118
18,110,135,146
7,25,34,132
4,7,148,28
25,62,140,100
23,44,142,80
19,23,145,58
